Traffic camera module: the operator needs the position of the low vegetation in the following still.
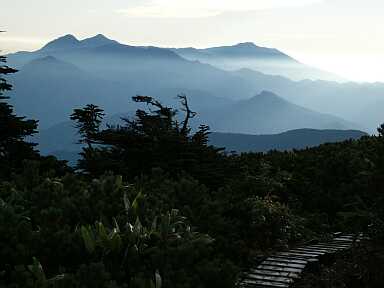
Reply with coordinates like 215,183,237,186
1,54,384,287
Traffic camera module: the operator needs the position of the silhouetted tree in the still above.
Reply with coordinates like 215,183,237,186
77,96,227,187
178,94,197,135
70,104,104,149
378,123,384,137
0,44,38,176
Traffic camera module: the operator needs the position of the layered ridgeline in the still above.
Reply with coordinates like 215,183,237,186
6,34,384,136
210,129,367,153
35,109,365,165
171,42,342,81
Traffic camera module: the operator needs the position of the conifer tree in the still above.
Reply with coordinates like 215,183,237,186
70,104,104,149
0,41,38,175
75,96,226,188
378,123,384,137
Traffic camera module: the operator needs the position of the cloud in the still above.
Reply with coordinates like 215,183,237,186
116,0,323,18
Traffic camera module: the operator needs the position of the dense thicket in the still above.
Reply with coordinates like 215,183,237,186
1,53,383,287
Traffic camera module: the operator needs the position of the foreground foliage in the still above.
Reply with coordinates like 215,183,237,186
1,53,384,287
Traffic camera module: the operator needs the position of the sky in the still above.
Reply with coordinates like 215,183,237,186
1,0,384,82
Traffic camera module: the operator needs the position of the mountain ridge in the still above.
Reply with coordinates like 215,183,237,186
40,33,119,52
209,129,367,153
6,34,383,133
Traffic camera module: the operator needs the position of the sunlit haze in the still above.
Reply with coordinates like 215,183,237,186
2,0,384,82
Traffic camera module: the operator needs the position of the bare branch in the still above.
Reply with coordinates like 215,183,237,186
178,94,196,135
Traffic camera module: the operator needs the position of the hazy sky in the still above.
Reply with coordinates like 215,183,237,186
1,0,384,82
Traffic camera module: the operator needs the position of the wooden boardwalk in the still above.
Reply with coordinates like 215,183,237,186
239,233,363,288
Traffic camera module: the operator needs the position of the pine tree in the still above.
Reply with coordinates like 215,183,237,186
75,96,227,188
70,104,104,149
378,123,384,137
0,47,38,175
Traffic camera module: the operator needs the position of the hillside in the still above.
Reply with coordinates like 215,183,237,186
172,42,342,81
209,129,367,153
233,69,384,132
204,91,354,135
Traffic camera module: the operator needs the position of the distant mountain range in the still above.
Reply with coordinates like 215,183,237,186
6,34,384,140
35,122,367,165
36,94,353,157
171,43,343,82
210,129,367,153
204,91,353,134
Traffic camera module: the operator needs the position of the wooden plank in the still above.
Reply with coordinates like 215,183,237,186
245,273,294,284
277,252,321,259
289,249,325,256
262,261,306,269
274,253,319,262
256,265,303,273
266,257,308,265
315,243,351,248
300,245,340,252
294,247,336,253
332,237,355,242
249,268,300,279
242,278,290,287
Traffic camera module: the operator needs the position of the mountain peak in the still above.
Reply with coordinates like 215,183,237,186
57,34,78,42
247,90,287,106
258,90,279,98
93,33,108,39
234,42,258,48
80,34,118,48
22,56,83,75
25,55,73,67
40,34,119,52
40,34,80,51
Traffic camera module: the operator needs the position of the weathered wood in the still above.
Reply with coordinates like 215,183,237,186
240,233,363,287
249,268,301,279
277,252,321,258
294,247,335,253
256,265,303,273
262,261,306,269
301,245,341,252
242,278,290,287
266,257,308,265
288,249,325,256
245,273,294,284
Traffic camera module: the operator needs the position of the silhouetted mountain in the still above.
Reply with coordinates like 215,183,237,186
6,34,382,133
33,90,354,163
8,56,134,128
9,55,236,128
204,91,354,134
8,35,258,102
41,34,80,51
209,129,367,153
233,69,384,132
40,34,119,52
172,43,343,81
35,118,366,164
79,34,119,48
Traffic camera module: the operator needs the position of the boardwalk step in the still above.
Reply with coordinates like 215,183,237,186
262,261,306,269
256,265,303,273
249,268,300,279
301,245,341,251
288,249,325,256
293,247,333,253
277,252,321,259
242,278,290,287
240,233,363,287
266,257,308,265
245,273,294,284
